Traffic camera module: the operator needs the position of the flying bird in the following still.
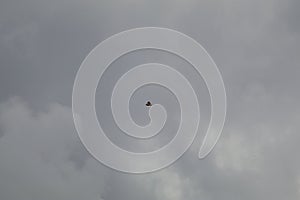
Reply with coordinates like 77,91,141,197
145,101,152,107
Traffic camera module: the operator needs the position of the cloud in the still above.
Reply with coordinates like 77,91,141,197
1,0,300,199
0,97,197,200
214,130,262,172
0,97,107,200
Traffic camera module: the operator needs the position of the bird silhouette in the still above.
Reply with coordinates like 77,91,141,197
145,101,152,107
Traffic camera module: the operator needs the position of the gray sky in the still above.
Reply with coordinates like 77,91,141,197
0,0,300,199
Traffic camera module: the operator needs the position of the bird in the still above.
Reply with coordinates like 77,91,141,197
145,101,152,107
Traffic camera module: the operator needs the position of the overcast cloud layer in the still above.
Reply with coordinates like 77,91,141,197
1,0,300,199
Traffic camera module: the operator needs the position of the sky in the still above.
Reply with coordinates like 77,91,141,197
0,0,300,199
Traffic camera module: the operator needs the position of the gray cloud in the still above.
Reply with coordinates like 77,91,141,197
1,0,300,199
